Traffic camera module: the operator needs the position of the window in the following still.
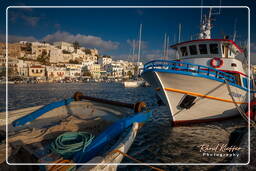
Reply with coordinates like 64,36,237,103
199,44,208,54
36,70,38,73
189,45,197,55
180,46,188,56
209,44,219,54
32,69,34,73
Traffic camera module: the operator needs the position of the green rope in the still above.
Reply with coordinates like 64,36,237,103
50,132,94,159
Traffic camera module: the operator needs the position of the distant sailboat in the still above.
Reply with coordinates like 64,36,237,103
124,24,144,88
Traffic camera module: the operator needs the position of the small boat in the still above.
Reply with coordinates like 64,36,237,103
142,8,255,126
123,80,144,88
0,92,151,170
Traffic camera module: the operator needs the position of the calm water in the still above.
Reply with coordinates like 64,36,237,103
0,83,248,171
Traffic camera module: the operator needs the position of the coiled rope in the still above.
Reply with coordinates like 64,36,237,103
50,132,94,159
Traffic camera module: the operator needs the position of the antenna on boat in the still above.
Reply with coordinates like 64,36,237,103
199,8,212,39
137,24,142,63
166,35,169,59
211,0,222,15
178,24,182,43
163,33,167,59
200,0,203,24
233,19,237,42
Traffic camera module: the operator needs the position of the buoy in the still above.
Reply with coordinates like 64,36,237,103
210,57,224,68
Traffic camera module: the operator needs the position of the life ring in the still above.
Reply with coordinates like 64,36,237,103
210,58,224,68
246,101,256,121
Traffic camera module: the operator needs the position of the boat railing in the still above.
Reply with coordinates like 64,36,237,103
143,60,237,84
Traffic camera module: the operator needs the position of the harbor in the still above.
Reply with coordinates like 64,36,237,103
0,82,255,170
0,4,256,171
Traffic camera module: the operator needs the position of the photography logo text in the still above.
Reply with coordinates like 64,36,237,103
198,144,242,158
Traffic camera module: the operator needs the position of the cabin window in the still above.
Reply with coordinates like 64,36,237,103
180,46,188,56
199,44,208,54
189,45,197,55
209,44,219,54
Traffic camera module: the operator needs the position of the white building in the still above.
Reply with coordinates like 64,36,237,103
98,56,112,66
105,62,123,78
17,60,28,77
54,42,75,53
46,66,66,81
49,47,63,63
83,64,101,79
65,64,83,78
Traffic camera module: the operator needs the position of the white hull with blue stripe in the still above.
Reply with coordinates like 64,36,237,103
142,68,248,125
142,60,251,125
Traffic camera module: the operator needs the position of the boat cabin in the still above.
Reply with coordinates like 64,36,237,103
170,39,251,90
170,39,243,59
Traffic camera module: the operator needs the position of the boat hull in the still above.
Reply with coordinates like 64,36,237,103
142,70,248,125
0,101,141,170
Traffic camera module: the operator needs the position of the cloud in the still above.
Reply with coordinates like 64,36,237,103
42,31,119,51
8,10,39,27
20,15,39,26
143,49,176,62
0,34,37,42
126,39,147,50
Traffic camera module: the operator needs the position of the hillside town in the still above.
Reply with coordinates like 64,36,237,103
0,41,143,83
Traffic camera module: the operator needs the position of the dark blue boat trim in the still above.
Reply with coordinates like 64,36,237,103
12,98,74,127
143,68,249,92
142,60,253,92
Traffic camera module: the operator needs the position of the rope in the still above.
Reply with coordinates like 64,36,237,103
48,159,75,171
111,149,166,171
224,80,256,128
50,132,94,159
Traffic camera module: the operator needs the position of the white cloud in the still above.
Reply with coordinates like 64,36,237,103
0,34,37,43
42,31,119,51
9,11,39,27
20,15,39,27
126,39,147,50
143,49,176,62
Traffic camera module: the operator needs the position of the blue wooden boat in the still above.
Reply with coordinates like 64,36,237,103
0,92,151,171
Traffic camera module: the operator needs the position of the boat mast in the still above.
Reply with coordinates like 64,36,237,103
132,40,135,62
166,35,169,59
199,8,212,39
163,33,167,59
178,24,182,43
137,24,142,63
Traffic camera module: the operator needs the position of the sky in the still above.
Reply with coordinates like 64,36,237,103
0,0,255,63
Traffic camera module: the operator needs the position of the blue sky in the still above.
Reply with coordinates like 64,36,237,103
0,0,255,63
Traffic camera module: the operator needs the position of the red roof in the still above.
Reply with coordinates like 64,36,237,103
170,39,244,53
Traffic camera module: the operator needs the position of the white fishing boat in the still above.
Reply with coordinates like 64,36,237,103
123,80,142,88
142,8,254,126
0,92,151,170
